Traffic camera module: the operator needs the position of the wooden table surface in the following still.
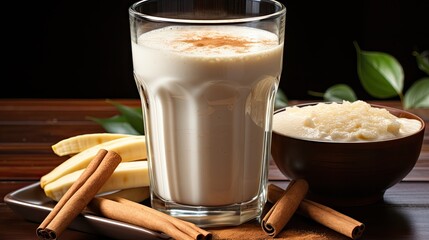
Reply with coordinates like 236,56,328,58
1,99,428,240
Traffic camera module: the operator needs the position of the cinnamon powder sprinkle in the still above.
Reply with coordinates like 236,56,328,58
181,35,270,49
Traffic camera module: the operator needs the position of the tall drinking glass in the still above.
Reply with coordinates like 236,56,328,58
129,0,286,227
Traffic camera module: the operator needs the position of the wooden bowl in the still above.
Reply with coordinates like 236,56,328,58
271,103,426,206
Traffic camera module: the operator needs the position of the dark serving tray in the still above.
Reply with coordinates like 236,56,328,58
4,182,169,239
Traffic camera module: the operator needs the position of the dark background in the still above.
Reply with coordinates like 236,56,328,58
2,0,429,100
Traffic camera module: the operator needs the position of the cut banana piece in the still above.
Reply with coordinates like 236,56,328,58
44,161,149,201
52,133,134,156
102,187,150,203
41,136,147,188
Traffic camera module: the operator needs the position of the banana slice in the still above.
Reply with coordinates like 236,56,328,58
52,133,134,156
41,136,147,188
44,161,149,201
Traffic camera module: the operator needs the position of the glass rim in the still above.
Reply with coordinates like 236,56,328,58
129,0,286,24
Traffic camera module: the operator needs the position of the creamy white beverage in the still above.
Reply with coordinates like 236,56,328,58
132,25,283,206
273,101,422,141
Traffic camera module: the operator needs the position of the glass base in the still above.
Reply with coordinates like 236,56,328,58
151,193,266,227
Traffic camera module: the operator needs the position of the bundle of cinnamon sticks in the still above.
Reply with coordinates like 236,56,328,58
37,149,122,239
89,196,211,240
36,149,211,240
262,180,365,239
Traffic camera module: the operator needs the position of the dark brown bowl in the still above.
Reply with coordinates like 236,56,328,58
271,103,426,206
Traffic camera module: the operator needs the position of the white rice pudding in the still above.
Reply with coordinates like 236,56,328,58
273,101,422,141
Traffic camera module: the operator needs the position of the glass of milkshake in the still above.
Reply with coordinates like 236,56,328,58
129,0,286,227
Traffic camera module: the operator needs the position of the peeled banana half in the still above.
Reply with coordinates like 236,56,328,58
52,133,134,156
102,187,150,203
44,161,149,201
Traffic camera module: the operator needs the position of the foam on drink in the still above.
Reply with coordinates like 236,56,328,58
134,25,279,56
132,25,283,206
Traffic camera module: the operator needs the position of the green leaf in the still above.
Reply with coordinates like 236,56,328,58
87,115,140,135
413,50,429,75
403,77,429,109
354,42,404,98
324,84,357,102
275,88,288,110
107,100,144,134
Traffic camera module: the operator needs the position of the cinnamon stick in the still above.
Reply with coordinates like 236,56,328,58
36,149,122,240
267,184,365,239
89,197,212,240
261,179,309,237
107,196,212,239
